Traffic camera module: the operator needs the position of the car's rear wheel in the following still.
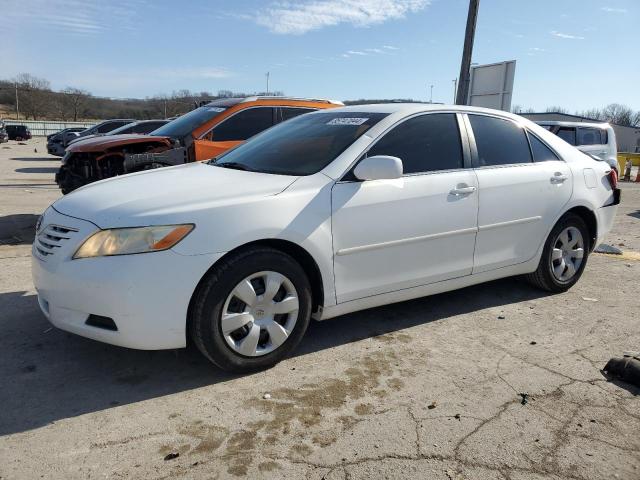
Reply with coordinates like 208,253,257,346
190,247,312,372
526,213,590,292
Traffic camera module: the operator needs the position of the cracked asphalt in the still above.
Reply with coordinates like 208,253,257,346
1,140,639,479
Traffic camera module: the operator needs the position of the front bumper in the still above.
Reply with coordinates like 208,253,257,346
31,207,224,350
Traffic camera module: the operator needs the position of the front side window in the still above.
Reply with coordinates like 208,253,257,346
367,113,463,174
528,133,560,162
577,127,604,146
469,115,532,166
555,127,576,146
211,107,275,142
213,111,388,176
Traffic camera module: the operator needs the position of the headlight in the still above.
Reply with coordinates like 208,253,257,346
73,224,194,259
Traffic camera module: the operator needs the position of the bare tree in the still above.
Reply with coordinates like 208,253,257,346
61,87,90,121
545,105,569,114
14,73,53,120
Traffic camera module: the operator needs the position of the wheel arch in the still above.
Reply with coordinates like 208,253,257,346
186,239,325,339
563,205,597,251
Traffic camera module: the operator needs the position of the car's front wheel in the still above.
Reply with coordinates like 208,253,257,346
190,247,312,372
526,213,590,292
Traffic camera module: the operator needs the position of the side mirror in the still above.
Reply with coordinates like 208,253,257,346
353,155,403,181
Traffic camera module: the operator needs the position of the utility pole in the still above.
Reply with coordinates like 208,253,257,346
163,98,167,119
429,84,434,103
452,79,458,103
15,82,19,120
265,72,270,95
455,0,480,105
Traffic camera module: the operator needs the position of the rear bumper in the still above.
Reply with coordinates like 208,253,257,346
595,188,621,247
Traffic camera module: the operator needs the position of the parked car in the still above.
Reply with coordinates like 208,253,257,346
67,120,168,148
47,128,88,156
33,104,620,372
63,119,134,147
537,121,618,172
67,120,169,149
6,125,32,141
0,121,8,143
55,97,342,193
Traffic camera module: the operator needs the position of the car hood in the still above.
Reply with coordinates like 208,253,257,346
66,134,172,152
53,162,298,228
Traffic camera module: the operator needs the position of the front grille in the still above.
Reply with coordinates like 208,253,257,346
35,224,78,258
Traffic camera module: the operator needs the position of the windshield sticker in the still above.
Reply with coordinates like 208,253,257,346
326,117,369,126
207,107,226,112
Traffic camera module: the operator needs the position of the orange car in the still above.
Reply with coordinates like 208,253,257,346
55,97,342,193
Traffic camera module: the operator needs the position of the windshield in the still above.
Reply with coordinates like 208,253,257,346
149,106,227,138
213,111,388,176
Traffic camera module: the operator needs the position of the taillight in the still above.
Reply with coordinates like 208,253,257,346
607,169,618,189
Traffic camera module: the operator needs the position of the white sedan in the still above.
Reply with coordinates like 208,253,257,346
32,104,620,372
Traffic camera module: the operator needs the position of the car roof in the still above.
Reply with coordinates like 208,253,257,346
313,103,526,119
535,120,611,129
205,96,344,108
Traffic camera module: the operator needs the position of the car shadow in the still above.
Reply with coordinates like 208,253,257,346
628,210,640,220
0,213,40,245
0,277,549,435
11,157,61,162
14,167,59,174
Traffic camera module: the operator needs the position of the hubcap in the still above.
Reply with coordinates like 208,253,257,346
550,226,584,282
221,271,299,357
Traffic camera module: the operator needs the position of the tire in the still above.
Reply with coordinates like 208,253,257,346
526,213,590,292
190,247,312,373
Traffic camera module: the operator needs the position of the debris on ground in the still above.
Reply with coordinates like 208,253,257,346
427,401,437,409
530,341,537,345
581,297,598,302
454,413,461,420
497,314,506,319
263,393,272,399
520,393,529,405
602,354,640,388
163,452,179,461
594,244,623,255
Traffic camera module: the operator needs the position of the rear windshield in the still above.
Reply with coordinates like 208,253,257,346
213,111,388,176
150,106,227,138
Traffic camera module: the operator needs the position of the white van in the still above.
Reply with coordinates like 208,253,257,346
537,121,618,172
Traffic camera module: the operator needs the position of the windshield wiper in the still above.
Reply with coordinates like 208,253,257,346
215,162,253,172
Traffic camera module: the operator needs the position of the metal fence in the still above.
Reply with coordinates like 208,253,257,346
2,120,97,137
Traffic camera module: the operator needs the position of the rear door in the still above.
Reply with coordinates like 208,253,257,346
467,114,572,273
194,107,276,160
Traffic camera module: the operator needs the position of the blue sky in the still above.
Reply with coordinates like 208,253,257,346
2,0,637,111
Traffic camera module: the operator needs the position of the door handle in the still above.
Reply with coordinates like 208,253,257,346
550,172,568,184
450,185,477,196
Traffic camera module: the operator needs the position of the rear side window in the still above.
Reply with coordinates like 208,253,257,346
280,107,314,122
367,113,463,174
555,127,576,146
577,127,605,146
528,133,560,162
469,115,532,166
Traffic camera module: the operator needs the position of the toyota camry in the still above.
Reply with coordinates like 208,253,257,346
32,104,620,372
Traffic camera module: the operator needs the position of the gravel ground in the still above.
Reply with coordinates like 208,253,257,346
0,139,639,480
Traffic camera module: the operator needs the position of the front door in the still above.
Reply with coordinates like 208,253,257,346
331,113,479,303
194,107,276,161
